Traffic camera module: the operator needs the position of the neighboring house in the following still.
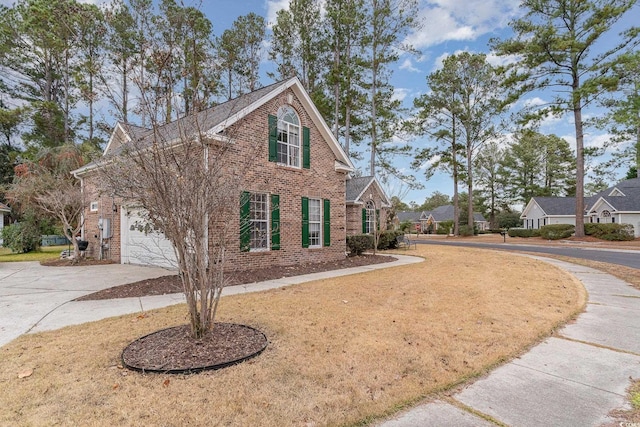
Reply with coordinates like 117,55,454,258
429,205,488,232
0,202,10,246
520,177,640,237
393,211,430,233
74,77,355,268
393,205,488,234
345,176,391,236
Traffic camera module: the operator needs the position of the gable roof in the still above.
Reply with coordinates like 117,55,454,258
588,177,640,212
0,202,10,213
526,197,578,216
396,211,422,222
345,176,391,207
74,77,354,175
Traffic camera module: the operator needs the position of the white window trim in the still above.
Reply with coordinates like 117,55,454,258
308,198,322,248
90,201,98,212
250,193,270,252
277,106,301,168
365,200,376,235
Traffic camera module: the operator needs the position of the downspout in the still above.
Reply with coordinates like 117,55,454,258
73,171,85,240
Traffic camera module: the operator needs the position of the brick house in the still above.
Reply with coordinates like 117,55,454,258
73,77,355,269
345,176,391,236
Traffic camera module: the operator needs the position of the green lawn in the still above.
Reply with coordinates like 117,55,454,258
0,245,68,262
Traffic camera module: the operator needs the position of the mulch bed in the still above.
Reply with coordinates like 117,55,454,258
83,254,394,374
121,323,268,374
76,254,395,301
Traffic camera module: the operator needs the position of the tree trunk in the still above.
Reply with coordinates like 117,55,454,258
467,139,474,229
573,95,585,238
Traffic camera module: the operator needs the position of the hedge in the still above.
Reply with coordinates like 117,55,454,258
584,223,634,241
507,228,541,238
540,224,575,240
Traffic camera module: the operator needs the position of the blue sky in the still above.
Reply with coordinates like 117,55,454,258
200,0,637,206
2,0,636,206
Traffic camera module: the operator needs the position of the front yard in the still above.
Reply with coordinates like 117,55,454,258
0,245,585,426
0,245,67,262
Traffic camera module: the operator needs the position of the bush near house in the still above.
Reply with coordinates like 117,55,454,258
584,223,635,241
2,222,41,253
377,230,403,250
436,220,454,235
508,228,541,238
346,234,374,256
540,224,575,240
459,224,478,236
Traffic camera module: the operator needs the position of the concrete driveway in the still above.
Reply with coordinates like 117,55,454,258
0,261,172,347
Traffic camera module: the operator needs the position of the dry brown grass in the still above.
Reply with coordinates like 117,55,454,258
0,246,585,427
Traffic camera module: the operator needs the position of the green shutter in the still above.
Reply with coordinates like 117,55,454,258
271,194,280,250
302,197,309,248
362,208,367,233
376,209,380,231
240,191,251,252
302,126,310,169
268,115,278,162
323,199,331,247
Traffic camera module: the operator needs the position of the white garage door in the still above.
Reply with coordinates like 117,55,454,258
121,207,177,268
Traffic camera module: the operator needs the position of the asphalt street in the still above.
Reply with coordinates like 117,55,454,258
416,239,640,269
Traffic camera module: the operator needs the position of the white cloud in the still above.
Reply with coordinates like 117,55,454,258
399,58,421,73
392,87,411,103
404,0,520,50
485,51,521,67
265,0,290,28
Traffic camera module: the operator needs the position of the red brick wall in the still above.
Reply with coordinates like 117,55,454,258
346,184,388,236
80,87,349,269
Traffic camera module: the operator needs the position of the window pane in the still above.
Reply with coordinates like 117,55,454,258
250,193,269,250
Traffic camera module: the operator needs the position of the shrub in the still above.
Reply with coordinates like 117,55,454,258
436,220,453,235
584,223,634,241
398,220,412,233
346,234,374,256
540,224,575,240
507,228,541,238
459,224,475,236
2,222,42,253
377,230,403,250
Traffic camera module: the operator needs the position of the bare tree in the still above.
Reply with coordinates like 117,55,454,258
95,108,258,338
8,145,86,260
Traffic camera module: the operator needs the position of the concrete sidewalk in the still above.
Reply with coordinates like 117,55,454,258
0,254,423,344
379,257,640,427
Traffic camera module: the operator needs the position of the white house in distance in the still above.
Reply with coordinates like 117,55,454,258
0,202,10,246
521,177,640,237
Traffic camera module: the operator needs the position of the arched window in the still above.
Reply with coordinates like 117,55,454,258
277,106,300,167
601,210,612,223
365,200,376,234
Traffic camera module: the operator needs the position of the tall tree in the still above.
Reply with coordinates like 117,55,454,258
269,0,323,95
492,0,639,237
417,191,451,211
75,3,107,153
599,51,640,178
323,0,367,155
499,130,576,204
361,0,418,179
217,13,265,100
411,65,464,235
474,140,505,228
0,0,79,150
103,0,137,123
445,52,511,228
